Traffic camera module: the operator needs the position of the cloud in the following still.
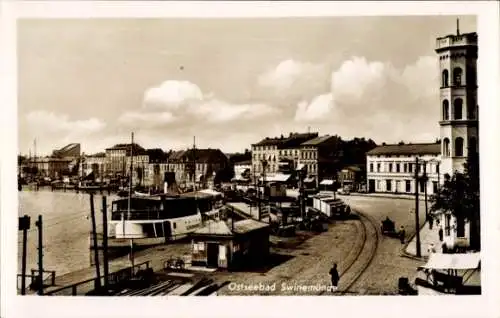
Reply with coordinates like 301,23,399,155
192,99,278,123
294,55,440,143
25,110,106,135
117,111,176,127
295,93,333,122
142,80,204,111
257,59,329,102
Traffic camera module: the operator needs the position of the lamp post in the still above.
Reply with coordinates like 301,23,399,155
259,159,268,221
414,157,422,258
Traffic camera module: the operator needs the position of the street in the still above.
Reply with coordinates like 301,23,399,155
215,195,427,295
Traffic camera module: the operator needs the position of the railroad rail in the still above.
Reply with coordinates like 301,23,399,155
319,209,380,295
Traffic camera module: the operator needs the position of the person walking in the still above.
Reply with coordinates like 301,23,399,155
329,263,339,293
399,226,406,244
428,216,434,230
438,227,444,242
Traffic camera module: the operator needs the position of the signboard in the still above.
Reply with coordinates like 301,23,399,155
18,216,31,231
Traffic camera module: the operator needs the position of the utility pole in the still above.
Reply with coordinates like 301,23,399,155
423,161,428,221
89,193,102,290
19,215,31,295
35,215,44,295
414,157,422,258
102,196,109,291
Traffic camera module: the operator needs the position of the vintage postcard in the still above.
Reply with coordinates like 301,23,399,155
1,1,499,318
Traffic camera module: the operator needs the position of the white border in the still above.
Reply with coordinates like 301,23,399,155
1,2,499,318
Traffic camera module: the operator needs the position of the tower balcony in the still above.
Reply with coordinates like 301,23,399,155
436,32,478,52
439,119,478,127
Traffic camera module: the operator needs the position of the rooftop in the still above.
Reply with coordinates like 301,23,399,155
301,135,337,146
366,142,440,156
193,219,269,237
253,132,318,148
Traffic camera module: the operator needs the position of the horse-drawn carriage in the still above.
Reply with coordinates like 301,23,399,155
381,217,398,237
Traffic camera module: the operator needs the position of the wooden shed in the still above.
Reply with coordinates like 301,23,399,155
190,219,270,270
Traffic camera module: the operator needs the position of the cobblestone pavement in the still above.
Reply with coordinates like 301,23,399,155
215,220,360,296
216,196,428,296
340,195,427,294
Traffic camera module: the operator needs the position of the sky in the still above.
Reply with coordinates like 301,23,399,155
17,16,476,156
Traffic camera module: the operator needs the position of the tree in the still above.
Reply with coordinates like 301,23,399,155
430,147,480,250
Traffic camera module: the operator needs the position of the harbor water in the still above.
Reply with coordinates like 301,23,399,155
17,189,117,277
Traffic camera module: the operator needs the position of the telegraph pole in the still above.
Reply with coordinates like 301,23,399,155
102,196,109,291
35,215,44,295
423,161,429,221
414,158,422,257
89,193,101,290
19,215,30,295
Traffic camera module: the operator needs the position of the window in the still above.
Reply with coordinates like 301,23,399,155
386,180,392,192
453,67,462,86
403,163,408,173
369,163,373,172
455,137,464,157
457,218,465,238
432,181,438,194
454,98,463,119
469,137,477,154
396,163,400,173
443,100,449,120
419,179,425,192
377,163,381,172
442,69,449,87
173,222,177,229
388,163,393,172
436,163,440,174
443,138,451,157
405,180,411,193
408,163,413,173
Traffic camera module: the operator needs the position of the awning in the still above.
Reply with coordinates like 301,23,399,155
198,189,223,197
296,164,305,171
320,179,334,186
303,177,315,183
259,174,291,182
419,253,481,270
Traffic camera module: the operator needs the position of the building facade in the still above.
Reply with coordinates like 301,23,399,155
437,29,478,176
366,143,441,195
435,27,478,250
105,143,146,176
251,132,318,176
80,153,106,180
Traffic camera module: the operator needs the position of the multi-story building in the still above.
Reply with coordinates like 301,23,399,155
251,132,318,176
436,26,478,249
80,153,106,180
297,135,343,186
30,157,74,179
366,142,441,194
164,148,230,189
105,143,146,176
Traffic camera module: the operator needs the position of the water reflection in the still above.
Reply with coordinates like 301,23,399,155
18,190,116,276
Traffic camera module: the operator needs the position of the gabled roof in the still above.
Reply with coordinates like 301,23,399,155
193,220,233,236
301,135,337,146
366,142,440,156
233,219,269,234
105,143,146,155
253,132,318,148
169,148,228,163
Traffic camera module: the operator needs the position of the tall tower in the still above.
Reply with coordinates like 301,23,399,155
436,20,478,176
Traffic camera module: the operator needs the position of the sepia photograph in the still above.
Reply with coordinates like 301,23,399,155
1,1,500,318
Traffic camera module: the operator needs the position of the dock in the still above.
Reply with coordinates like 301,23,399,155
41,242,192,295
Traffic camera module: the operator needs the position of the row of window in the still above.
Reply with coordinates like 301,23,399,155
442,136,477,157
374,179,438,194
442,98,476,120
369,162,439,174
253,163,317,173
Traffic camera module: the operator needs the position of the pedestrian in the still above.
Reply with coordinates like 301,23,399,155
429,216,434,230
399,226,405,244
428,243,436,254
438,227,443,242
329,263,339,293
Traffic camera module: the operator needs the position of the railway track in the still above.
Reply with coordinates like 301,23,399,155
319,209,380,295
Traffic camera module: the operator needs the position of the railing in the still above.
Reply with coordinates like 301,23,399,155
111,209,162,221
44,260,150,296
17,269,57,291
